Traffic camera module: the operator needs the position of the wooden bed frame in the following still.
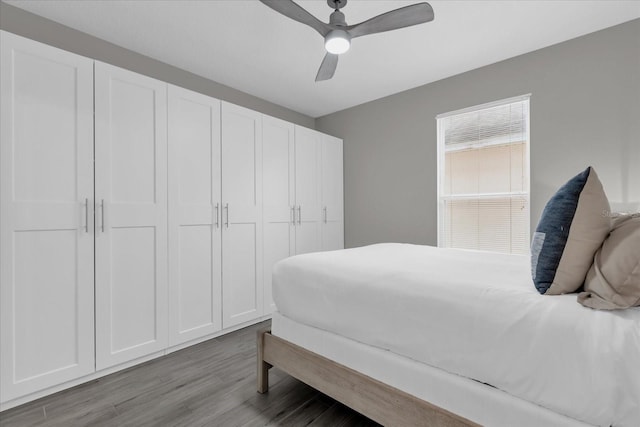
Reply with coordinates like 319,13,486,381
256,329,479,427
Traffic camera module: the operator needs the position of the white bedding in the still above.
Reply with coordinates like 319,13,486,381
272,243,640,427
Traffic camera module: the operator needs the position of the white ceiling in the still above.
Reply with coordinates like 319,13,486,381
5,0,640,118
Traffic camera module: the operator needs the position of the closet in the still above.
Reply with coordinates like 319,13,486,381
94,62,169,370
0,30,95,403
0,30,342,407
262,120,344,314
220,102,264,328
167,89,265,343
262,116,296,314
167,85,223,347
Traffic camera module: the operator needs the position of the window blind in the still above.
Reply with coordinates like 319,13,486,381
437,97,530,255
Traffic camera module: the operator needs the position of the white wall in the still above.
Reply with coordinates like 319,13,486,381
316,19,640,248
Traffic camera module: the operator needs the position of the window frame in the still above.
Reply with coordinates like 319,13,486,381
436,94,531,253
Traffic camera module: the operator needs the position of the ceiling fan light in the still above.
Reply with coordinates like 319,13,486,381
324,30,351,54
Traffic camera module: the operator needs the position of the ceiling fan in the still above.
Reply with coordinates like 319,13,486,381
259,0,435,81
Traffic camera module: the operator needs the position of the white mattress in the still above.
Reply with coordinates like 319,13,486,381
272,312,591,427
272,243,640,427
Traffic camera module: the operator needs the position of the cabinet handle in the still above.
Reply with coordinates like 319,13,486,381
100,199,105,233
297,206,302,225
215,203,219,229
84,198,89,233
323,206,327,224
291,206,295,225
224,203,229,228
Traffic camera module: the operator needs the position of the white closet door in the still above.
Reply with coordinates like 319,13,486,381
94,62,168,369
262,115,295,314
221,102,263,328
294,126,322,255
321,135,345,251
0,31,94,402
168,85,222,346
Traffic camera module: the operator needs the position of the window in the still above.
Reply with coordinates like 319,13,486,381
437,95,530,254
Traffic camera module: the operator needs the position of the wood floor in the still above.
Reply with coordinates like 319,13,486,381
0,321,380,427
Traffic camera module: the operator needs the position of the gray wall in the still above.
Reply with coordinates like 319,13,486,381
316,19,640,249
0,2,314,128
2,1,638,249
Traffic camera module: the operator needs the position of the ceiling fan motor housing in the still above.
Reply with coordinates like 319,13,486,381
325,9,350,55
329,10,347,26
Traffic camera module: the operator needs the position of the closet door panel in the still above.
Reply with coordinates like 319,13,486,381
295,222,322,255
177,226,215,333
94,62,168,369
321,135,344,251
262,116,295,314
168,85,222,346
321,220,344,251
110,227,157,351
221,102,263,328
224,223,259,319
13,232,78,372
109,80,156,203
0,31,94,402
294,126,322,255
321,136,344,222
223,109,259,216
263,223,293,310
12,60,78,202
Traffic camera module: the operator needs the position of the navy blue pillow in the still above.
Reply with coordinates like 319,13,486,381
531,167,610,295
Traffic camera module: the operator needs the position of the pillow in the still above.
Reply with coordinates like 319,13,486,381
578,214,640,310
531,166,611,295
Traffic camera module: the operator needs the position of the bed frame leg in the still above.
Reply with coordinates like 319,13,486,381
257,328,272,393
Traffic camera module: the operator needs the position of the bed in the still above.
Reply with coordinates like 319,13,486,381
256,243,640,426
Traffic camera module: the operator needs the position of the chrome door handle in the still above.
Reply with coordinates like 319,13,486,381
323,206,327,224
215,203,219,228
291,206,295,225
100,199,105,233
297,206,302,225
224,203,229,228
84,198,89,233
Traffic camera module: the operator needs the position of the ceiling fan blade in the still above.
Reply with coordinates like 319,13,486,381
259,0,331,36
347,2,434,38
315,53,339,82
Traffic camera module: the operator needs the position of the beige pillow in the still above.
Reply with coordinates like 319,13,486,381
531,167,611,295
578,214,640,310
